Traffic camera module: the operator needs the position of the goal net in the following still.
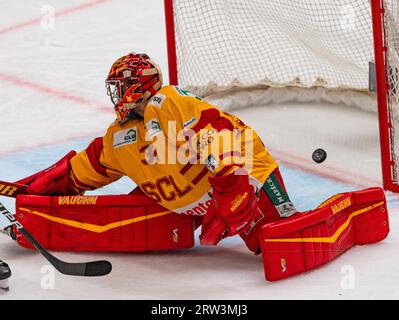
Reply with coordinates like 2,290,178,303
164,0,399,192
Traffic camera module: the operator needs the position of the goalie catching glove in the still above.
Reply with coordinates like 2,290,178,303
16,151,81,196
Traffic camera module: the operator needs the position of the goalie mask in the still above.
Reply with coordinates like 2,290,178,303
105,53,163,124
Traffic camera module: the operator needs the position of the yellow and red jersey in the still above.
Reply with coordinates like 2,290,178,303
69,85,278,215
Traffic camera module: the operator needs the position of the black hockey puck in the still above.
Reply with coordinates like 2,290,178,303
312,148,327,163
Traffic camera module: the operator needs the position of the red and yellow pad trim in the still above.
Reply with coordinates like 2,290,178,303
260,187,390,282
14,193,195,253
264,201,384,244
19,207,173,234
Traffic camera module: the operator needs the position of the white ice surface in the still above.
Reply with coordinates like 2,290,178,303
0,0,399,300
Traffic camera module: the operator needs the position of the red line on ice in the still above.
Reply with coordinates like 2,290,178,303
0,72,383,187
0,0,111,36
0,0,114,113
0,72,112,114
0,131,104,157
0,130,384,189
0,71,112,155
0,0,115,156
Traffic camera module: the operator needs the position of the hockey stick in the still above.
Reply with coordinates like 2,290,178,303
0,202,112,277
0,180,27,198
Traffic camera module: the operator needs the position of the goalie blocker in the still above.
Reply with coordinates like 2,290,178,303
259,187,389,281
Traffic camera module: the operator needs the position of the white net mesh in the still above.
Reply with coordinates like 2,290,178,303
384,0,399,184
170,0,399,189
172,0,375,97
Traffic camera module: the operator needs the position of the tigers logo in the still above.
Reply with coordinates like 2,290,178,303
172,228,179,243
281,258,287,273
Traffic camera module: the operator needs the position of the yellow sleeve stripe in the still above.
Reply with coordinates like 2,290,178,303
264,201,385,244
19,207,174,234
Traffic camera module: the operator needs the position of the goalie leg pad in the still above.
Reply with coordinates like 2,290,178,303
14,193,195,252
259,187,389,281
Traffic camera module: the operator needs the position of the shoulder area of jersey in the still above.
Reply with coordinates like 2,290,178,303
147,85,202,109
106,116,143,135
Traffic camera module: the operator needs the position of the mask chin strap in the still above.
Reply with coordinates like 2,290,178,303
127,110,143,121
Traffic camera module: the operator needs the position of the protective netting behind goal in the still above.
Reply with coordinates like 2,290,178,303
172,0,374,97
167,0,399,191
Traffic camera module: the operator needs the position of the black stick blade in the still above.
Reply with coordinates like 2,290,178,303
84,260,112,277
1,202,113,278
20,227,112,277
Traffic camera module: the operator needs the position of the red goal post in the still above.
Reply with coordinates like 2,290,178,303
371,0,399,192
164,0,399,192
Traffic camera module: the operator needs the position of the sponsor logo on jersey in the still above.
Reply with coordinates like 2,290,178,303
113,127,137,148
331,197,352,215
205,154,218,173
264,174,297,217
174,192,213,216
58,196,98,205
146,119,162,138
195,129,216,153
183,117,197,129
180,199,212,216
173,86,202,100
149,94,166,108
